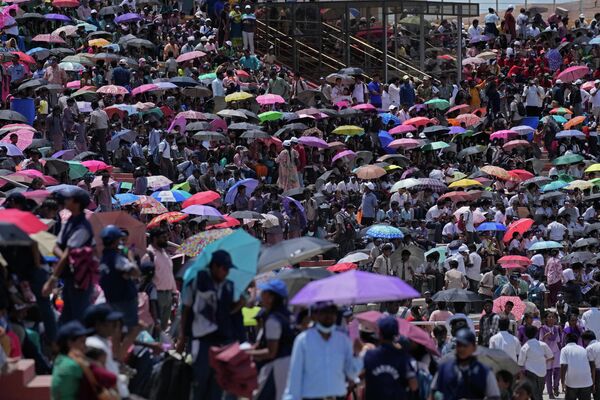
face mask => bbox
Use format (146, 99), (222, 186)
(315, 322), (335, 334)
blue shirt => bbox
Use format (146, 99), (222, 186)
(284, 327), (363, 400)
(400, 83), (416, 107)
(8, 63), (25, 82)
(368, 81), (382, 106)
(239, 55), (260, 71)
(364, 344), (416, 400)
(361, 191), (378, 218)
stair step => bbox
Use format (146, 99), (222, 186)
(26, 375), (52, 399)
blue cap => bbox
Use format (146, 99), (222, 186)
(83, 304), (124, 327)
(57, 321), (93, 342)
(100, 225), (125, 243)
(455, 328), (476, 345)
(210, 250), (236, 269)
(258, 279), (288, 298)
(377, 316), (399, 339)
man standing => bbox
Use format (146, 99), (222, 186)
(360, 182), (378, 226)
(158, 132), (176, 181)
(561, 333), (594, 400)
(367, 74), (382, 109)
(43, 56), (67, 107)
(489, 317), (521, 361)
(364, 316), (417, 399)
(284, 301), (362, 400)
(479, 299), (500, 346)
(142, 228), (176, 331)
(445, 260), (467, 290)
(518, 325), (554, 400)
(373, 243), (395, 276)
(241, 5), (256, 53)
(582, 297), (600, 340)
(89, 101), (110, 162)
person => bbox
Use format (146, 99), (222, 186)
(283, 301), (363, 400)
(89, 100), (110, 162)
(363, 316), (418, 399)
(178, 250), (241, 400)
(430, 328), (501, 400)
(360, 182), (378, 226)
(540, 311), (563, 399)
(582, 296), (600, 340)
(51, 321), (91, 400)
(489, 317), (521, 362)
(247, 279), (294, 400)
(445, 260), (467, 290)
(141, 228), (176, 331)
(518, 325), (554, 400)
(583, 330), (600, 400)
(368, 74), (382, 108)
(479, 299), (500, 346)
(560, 332), (594, 400)
(276, 141), (299, 192)
(241, 5), (256, 53)
(42, 187), (93, 324)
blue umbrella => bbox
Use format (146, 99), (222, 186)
(476, 222), (507, 232)
(448, 126), (466, 135)
(366, 224), (404, 239)
(183, 229), (260, 299)
(541, 180), (569, 192)
(528, 241), (563, 251)
(379, 112), (401, 126)
(378, 130), (395, 154)
(225, 178), (259, 205)
(556, 130), (586, 139)
(151, 190), (191, 203)
(114, 193), (139, 205)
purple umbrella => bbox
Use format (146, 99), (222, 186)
(331, 149), (356, 163)
(290, 270), (420, 306)
(45, 13), (72, 22)
(115, 13), (142, 23)
(52, 149), (76, 160)
(448, 126), (466, 135)
(181, 205), (223, 217)
(283, 196), (306, 227)
(401, 167), (420, 179)
(298, 136), (328, 149)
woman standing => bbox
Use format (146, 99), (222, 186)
(539, 311), (562, 399)
(247, 279), (294, 400)
(276, 141), (299, 192)
(517, 313), (534, 345)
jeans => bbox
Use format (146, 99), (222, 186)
(242, 31), (254, 53)
(59, 278), (93, 326)
(566, 386), (592, 400)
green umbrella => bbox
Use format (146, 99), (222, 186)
(67, 161), (89, 180)
(258, 111), (283, 123)
(552, 115), (567, 124)
(199, 72), (217, 81)
(424, 98), (450, 110)
(424, 246), (447, 264)
(552, 154), (584, 166)
(141, 107), (164, 118)
(421, 141), (450, 151)
(528, 241), (563, 251)
(541, 180), (569, 192)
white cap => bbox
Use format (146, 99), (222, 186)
(402, 75), (409, 80)
(245, 4), (251, 9)
(283, 140), (292, 147)
(508, 4), (514, 9)
(575, 79), (583, 85)
(419, 132), (426, 139)
(389, 104), (397, 110)
(225, 40), (232, 46)
(580, 13), (586, 18)
(514, 41), (521, 46)
(556, 79), (563, 84)
(91, 9), (97, 13)
(187, 36), (195, 41)
(365, 182), (375, 190)
(119, 58), (127, 65)
(290, 137), (299, 144)
(459, 244), (469, 253)
(595, 79), (600, 84)
(200, 36), (207, 42)
(405, 132), (413, 138)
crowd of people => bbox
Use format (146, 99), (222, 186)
(3, 1), (600, 400)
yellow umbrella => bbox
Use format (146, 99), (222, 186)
(332, 125), (365, 136)
(448, 179), (483, 188)
(225, 92), (254, 102)
(88, 38), (111, 47)
(30, 231), (57, 257)
(565, 180), (594, 191)
(585, 164), (600, 173)
(384, 165), (402, 171)
(480, 165), (511, 180)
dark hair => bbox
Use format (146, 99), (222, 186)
(525, 325), (538, 339)
(565, 333), (579, 344)
(433, 324), (447, 337)
(85, 347), (107, 361)
(496, 369), (513, 386)
(582, 330), (597, 343)
(437, 301), (447, 310)
(498, 317), (510, 331)
(149, 227), (167, 240)
(590, 296), (599, 307)
(513, 381), (533, 396)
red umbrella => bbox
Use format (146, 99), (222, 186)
(182, 191), (221, 208)
(11, 51), (35, 65)
(493, 296), (525, 320)
(53, 0), (79, 7)
(176, 51), (206, 63)
(32, 34), (66, 44)
(501, 263), (527, 270)
(498, 255), (531, 266)
(455, 113), (481, 126)
(0, 209), (47, 234)
(11, 170), (58, 186)
(208, 215), (241, 229)
(508, 169), (534, 181)
(445, 104), (470, 115)
(147, 211), (188, 228)
(403, 117), (430, 127)
(327, 262), (357, 272)
(502, 218), (535, 243)
(557, 66), (590, 83)
(81, 160), (112, 173)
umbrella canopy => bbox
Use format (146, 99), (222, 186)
(553, 154), (585, 166)
(256, 94), (285, 105)
(366, 224), (404, 239)
(0, 210), (47, 234)
(290, 270), (419, 306)
(88, 211), (146, 256)
(276, 267), (332, 299)
(180, 229), (234, 258)
(557, 66), (590, 83)
(528, 241), (563, 251)
(258, 237), (338, 273)
(225, 178), (259, 205)
(502, 218), (534, 242)
(327, 262), (357, 272)
(332, 125), (364, 136)
(355, 165), (386, 179)
(182, 191), (221, 208)
(498, 255), (531, 266)
(183, 229), (260, 299)
(147, 211), (188, 228)
(476, 222), (506, 232)
(431, 288), (483, 302)
(151, 190), (191, 203)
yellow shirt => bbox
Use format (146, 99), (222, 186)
(37, 99), (48, 115)
(242, 306), (261, 327)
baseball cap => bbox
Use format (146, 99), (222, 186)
(187, 36), (195, 41)
(119, 58), (127, 65)
(245, 5), (251, 9)
(458, 244), (469, 253)
(258, 279), (288, 298)
(100, 225), (125, 243)
(377, 316), (399, 339)
(225, 40), (232, 46)
(365, 182), (375, 190)
(283, 140), (292, 147)
(210, 249), (236, 269)
(84, 304), (124, 327)
(290, 137), (299, 144)
(91, 9), (97, 13)
(389, 105), (398, 110)
(57, 321), (93, 343)
(455, 328), (476, 345)
(311, 300), (338, 313)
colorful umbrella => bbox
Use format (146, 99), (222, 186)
(332, 125), (364, 136)
(88, 211), (146, 256)
(146, 175), (173, 190)
(131, 84), (159, 96)
(331, 149), (356, 163)
(424, 98), (450, 110)
(556, 129), (586, 139)
(114, 12), (142, 23)
(0, 209), (47, 234)
(403, 117), (430, 127)
(502, 218), (534, 242)
(180, 229), (235, 257)
(421, 141), (449, 151)
(81, 160), (112, 172)
(327, 263), (357, 273)
(480, 165), (511, 180)
(388, 138), (422, 150)
(176, 51), (206, 63)
(477, 222), (506, 232)
(181, 205), (223, 219)
(137, 196), (168, 214)
(563, 116), (586, 129)
(552, 154), (584, 166)
(32, 34), (66, 44)
(448, 178), (482, 188)
(493, 296), (525, 320)
(366, 225), (404, 239)
(503, 140), (531, 152)
(258, 111), (283, 123)
(550, 107), (573, 115)
(182, 191), (221, 208)
(455, 113), (480, 126)
(298, 136), (328, 149)
(97, 85), (128, 95)
(256, 94), (285, 105)
(151, 190), (191, 203)
(490, 130), (518, 140)
(114, 193), (140, 205)
(508, 169), (534, 181)
(528, 241), (563, 251)
(147, 211), (188, 228)
(585, 164), (600, 173)
(541, 180), (569, 192)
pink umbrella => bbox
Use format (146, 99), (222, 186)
(176, 110), (206, 120)
(132, 84), (158, 96)
(335, 100), (350, 109)
(66, 80), (81, 89)
(490, 130), (518, 140)
(298, 136), (328, 149)
(557, 66), (590, 83)
(256, 94), (285, 105)
(0, 129), (33, 150)
(445, 104), (470, 115)
(81, 160), (112, 173)
(332, 149), (356, 163)
(388, 138), (422, 149)
(14, 170), (59, 185)
(176, 51), (206, 63)
(389, 125), (417, 135)
(32, 34), (66, 44)
(97, 85), (128, 95)
(2, 124), (35, 131)
(209, 118), (227, 132)
(23, 189), (51, 204)
(582, 81), (595, 91)
(352, 103), (377, 111)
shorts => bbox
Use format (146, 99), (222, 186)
(111, 299), (139, 328)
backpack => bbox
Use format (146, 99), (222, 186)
(516, 101), (526, 116)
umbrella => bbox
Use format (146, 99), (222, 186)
(258, 237), (338, 273)
(225, 92), (254, 103)
(564, 116), (586, 129)
(528, 241), (563, 251)
(476, 222), (506, 232)
(332, 125), (364, 136)
(448, 179), (482, 188)
(424, 98), (450, 110)
(421, 141), (449, 151)
(490, 130), (518, 140)
(366, 225), (404, 239)
(563, 251), (594, 264)
(389, 125), (417, 135)
(355, 165), (386, 179)
(541, 180), (569, 192)
(498, 255), (531, 266)
(183, 230), (260, 299)
(225, 178), (259, 205)
(423, 125), (450, 135)
(403, 117), (430, 127)
(97, 85), (128, 95)
(88, 211), (146, 256)
(290, 270), (419, 306)
(388, 138), (422, 150)
(114, 193), (139, 205)
(339, 251), (370, 264)
(276, 267), (332, 299)
(552, 154), (584, 166)
(151, 190), (191, 203)
(332, 150), (356, 163)
(493, 296), (525, 320)
(147, 212), (188, 228)
(32, 34), (66, 44)
(0, 110), (27, 123)
(298, 136), (328, 149)
(81, 160), (111, 173)
(502, 218), (534, 243)
(122, 38), (154, 49)
(457, 145), (486, 159)
(240, 130), (271, 139)
(229, 211), (264, 220)
(146, 175), (173, 190)
(258, 111), (283, 123)
(338, 67), (364, 75)
(176, 51), (206, 63)
(182, 191), (221, 208)
(327, 263), (357, 272)
(431, 288), (483, 303)
(556, 129), (586, 139)
(0, 210), (47, 234)
(256, 94), (285, 105)
(180, 229), (235, 257)
(573, 238), (599, 249)
(480, 165), (511, 180)
(455, 113), (481, 126)
(557, 66), (590, 83)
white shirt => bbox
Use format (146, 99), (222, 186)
(388, 83), (400, 106)
(518, 338), (553, 377)
(158, 139), (171, 159)
(582, 308), (600, 340)
(211, 78), (224, 97)
(468, 25), (483, 40)
(530, 253), (544, 267)
(586, 340), (600, 367)
(467, 252), (482, 281)
(523, 85), (545, 108)
(591, 88), (600, 108)
(547, 221), (567, 241)
(560, 342), (593, 388)
(489, 331), (521, 362)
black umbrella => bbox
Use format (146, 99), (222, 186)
(276, 267), (333, 298)
(423, 125), (450, 135)
(295, 90), (322, 106)
(240, 110), (259, 120)
(25, 139), (51, 150)
(229, 211), (264, 220)
(284, 123), (309, 131)
(0, 110), (27, 123)
(539, 191), (566, 201)
(99, 5), (122, 15)
(122, 38), (154, 49)
(118, 34), (138, 45)
(192, 131), (228, 141)
(93, 53), (120, 62)
(585, 223), (600, 234)
(72, 151), (98, 161)
(282, 187), (305, 198)
(521, 176), (551, 186)
(563, 251), (594, 264)
(258, 238), (338, 273)
(338, 108), (361, 117)
(49, 48), (75, 57)
(16, 13), (44, 22)
(217, 109), (247, 119)
(169, 77), (199, 87)
(186, 121), (211, 131)
(182, 86), (212, 98)
(0, 222), (32, 245)
(442, 346), (519, 374)
(584, 193), (600, 202)
(87, 31), (113, 39)
(240, 130), (270, 139)
(318, 108), (339, 117)
(457, 145), (486, 159)
(431, 288), (483, 303)
(43, 158), (69, 175)
(17, 79), (48, 92)
(573, 238), (599, 249)
(228, 122), (260, 131)
(37, 84), (65, 93)
(376, 154), (410, 165)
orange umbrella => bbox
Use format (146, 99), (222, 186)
(355, 165), (387, 179)
(502, 218), (535, 242)
(480, 165), (511, 180)
(147, 211), (188, 228)
(89, 211), (146, 256)
(403, 117), (430, 127)
(327, 262), (357, 272)
(564, 115), (586, 129)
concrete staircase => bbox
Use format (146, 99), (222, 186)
(0, 359), (51, 400)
